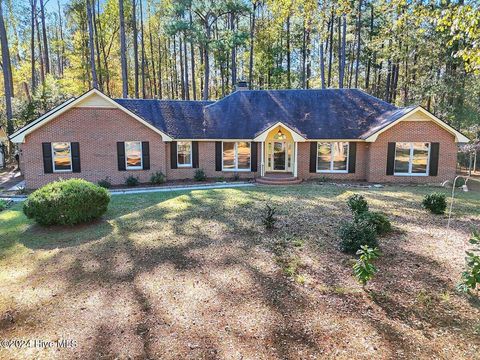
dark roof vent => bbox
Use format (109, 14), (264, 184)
(235, 81), (248, 91)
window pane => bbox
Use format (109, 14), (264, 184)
(177, 141), (192, 165)
(332, 142), (348, 171)
(223, 142), (235, 169)
(412, 142), (429, 174)
(237, 142), (251, 169)
(394, 142), (410, 173)
(126, 141), (142, 168)
(317, 143), (331, 171)
(52, 142), (71, 171)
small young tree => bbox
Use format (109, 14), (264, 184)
(458, 229), (480, 295)
(353, 245), (380, 289)
(261, 204), (277, 231)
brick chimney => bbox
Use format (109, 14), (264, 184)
(235, 81), (249, 91)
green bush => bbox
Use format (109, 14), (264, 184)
(339, 219), (378, 254)
(150, 171), (166, 184)
(353, 245), (380, 287)
(347, 194), (369, 216)
(97, 177), (112, 189)
(422, 192), (447, 214)
(125, 175), (139, 187)
(194, 169), (207, 181)
(357, 211), (392, 235)
(23, 179), (110, 226)
(457, 229), (480, 294)
(0, 199), (8, 211)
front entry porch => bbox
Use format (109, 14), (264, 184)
(255, 123), (305, 184)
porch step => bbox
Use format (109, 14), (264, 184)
(256, 176), (302, 185)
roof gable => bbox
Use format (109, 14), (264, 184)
(9, 89), (172, 143)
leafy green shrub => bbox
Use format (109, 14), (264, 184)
(357, 211), (392, 235)
(457, 229), (480, 294)
(347, 194), (369, 216)
(194, 169), (207, 181)
(261, 204), (277, 231)
(23, 179), (110, 226)
(422, 192), (447, 214)
(339, 219), (377, 254)
(125, 175), (139, 187)
(97, 177), (112, 189)
(353, 245), (380, 287)
(455, 177), (466, 188)
(0, 199), (8, 211)
(150, 171), (166, 184)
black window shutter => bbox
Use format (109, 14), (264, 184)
(215, 142), (222, 171)
(250, 142), (258, 172)
(42, 142), (53, 173)
(386, 142), (396, 175)
(170, 141), (177, 169)
(142, 141), (150, 170)
(192, 141), (199, 168)
(429, 143), (440, 176)
(71, 142), (81, 173)
(117, 142), (126, 171)
(348, 142), (357, 174)
(309, 142), (317, 173)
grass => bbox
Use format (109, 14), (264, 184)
(0, 183), (479, 359)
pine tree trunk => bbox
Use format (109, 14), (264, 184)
(203, 23), (210, 100)
(179, 35), (185, 99)
(57, 0), (65, 76)
(354, 0), (363, 88)
(158, 38), (163, 99)
(189, 11), (196, 99)
(286, 15), (291, 88)
(0, 0), (13, 135)
(86, 0), (98, 89)
(139, 0), (146, 98)
(132, 0), (139, 98)
(31, 0), (37, 93)
(92, 0), (102, 90)
(248, 2), (256, 90)
(39, 0), (50, 74)
(338, 15), (346, 88)
(119, 0), (128, 97)
(230, 12), (236, 88)
(365, 3), (373, 89)
(320, 35), (326, 89)
(183, 33), (190, 100)
(149, 29), (157, 97)
(35, 14), (45, 85)
(327, 11), (334, 87)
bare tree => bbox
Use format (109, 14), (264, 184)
(39, 0), (50, 74)
(354, 0), (363, 88)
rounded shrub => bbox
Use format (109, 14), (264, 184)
(357, 211), (392, 235)
(97, 176), (112, 189)
(339, 219), (378, 254)
(125, 175), (139, 187)
(194, 169), (207, 181)
(23, 179), (110, 226)
(150, 171), (166, 184)
(422, 192), (447, 215)
(347, 194), (369, 216)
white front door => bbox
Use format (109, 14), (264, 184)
(266, 141), (293, 172)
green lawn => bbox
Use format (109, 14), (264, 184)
(0, 184), (479, 359)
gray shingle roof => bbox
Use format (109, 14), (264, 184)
(114, 89), (410, 140)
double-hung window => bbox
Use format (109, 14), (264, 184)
(125, 141), (143, 170)
(177, 141), (192, 167)
(317, 142), (349, 173)
(222, 141), (251, 171)
(52, 142), (72, 172)
(394, 142), (430, 176)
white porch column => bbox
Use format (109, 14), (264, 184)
(260, 141), (265, 177)
(294, 142), (298, 177)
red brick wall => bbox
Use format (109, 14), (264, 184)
(20, 107), (167, 188)
(297, 142), (368, 180)
(165, 141), (260, 180)
(366, 120), (457, 183)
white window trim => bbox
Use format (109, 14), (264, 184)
(125, 141), (143, 170)
(177, 141), (192, 168)
(52, 142), (72, 173)
(394, 142), (430, 176)
(316, 142), (349, 173)
(222, 141), (252, 172)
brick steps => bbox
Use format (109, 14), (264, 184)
(256, 176), (302, 185)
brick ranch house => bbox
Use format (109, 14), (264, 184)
(9, 87), (469, 189)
